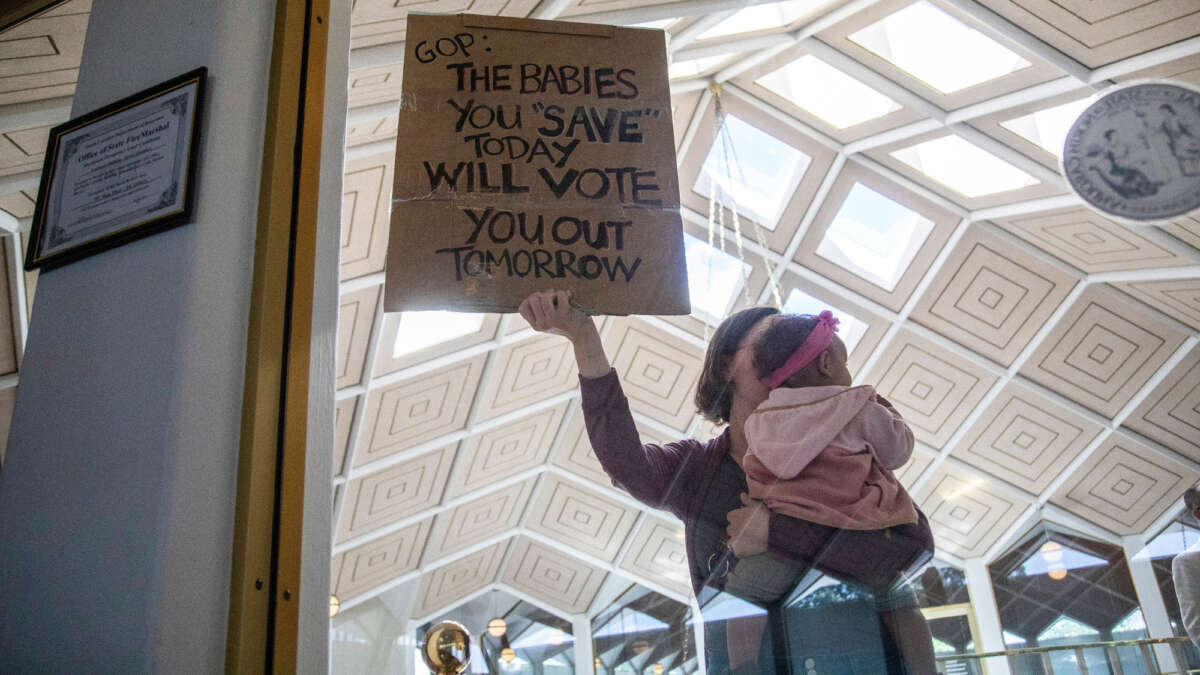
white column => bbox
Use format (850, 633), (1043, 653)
(0, 0), (336, 671)
(964, 557), (1013, 675)
(575, 615), (596, 674)
(1124, 535), (1182, 673)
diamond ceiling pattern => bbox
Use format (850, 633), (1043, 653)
(2, 0), (1199, 632)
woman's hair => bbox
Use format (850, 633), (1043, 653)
(694, 306), (780, 425)
(753, 314), (821, 385)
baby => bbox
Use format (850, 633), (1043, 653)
(743, 310), (918, 531)
(723, 310), (933, 673)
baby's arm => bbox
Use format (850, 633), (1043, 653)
(861, 391), (913, 469)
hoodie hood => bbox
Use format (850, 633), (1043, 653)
(743, 385), (876, 479)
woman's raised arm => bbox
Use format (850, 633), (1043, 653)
(518, 289), (610, 378)
(518, 290), (687, 509)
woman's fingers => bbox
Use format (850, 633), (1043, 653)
(520, 290), (572, 333)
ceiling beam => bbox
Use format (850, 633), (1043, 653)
(0, 0), (67, 33)
(0, 95), (72, 133)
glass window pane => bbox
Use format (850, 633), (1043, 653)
(393, 310), (486, 358)
(815, 182), (934, 291)
(781, 288), (868, 353)
(989, 524), (1144, 665)
(697, 0), (831, 40)
(1000, 98), (1094, 158)
(694, 113), (812, 229)
(669, 55), (728, 79)
(890, 135), (1040, 197)
(756, 55), (902, 129)
(848, 0), (1031, 94)
(684, 233), (750, 323)
(594, 584), (696, 675)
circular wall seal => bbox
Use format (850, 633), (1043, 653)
(1062, 81), (1200, 224)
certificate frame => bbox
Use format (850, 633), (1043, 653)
(26, 66), (207, 270)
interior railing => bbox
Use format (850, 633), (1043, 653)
(934, 636), (1199, 675)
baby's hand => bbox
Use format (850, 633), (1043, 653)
(726, 493), (769, 557)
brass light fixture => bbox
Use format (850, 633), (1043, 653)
(329, 594), (340, 618)
(500, 647), (516, 662)
(421, 621), (471, 675)
(488, 617), (507, 637)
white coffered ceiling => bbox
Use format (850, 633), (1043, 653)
(2, 0), (1200, 645)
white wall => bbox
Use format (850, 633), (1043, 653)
(0, 0), (328, 671)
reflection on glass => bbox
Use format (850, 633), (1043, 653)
(1000, 97), (1093, 158)
(781, 288), (867, 353)
(394, 310), (486, 358)
(1010, 540), (1107, 579)
(990, 524), (1150, 674)
(694, 113), (811, 230)
(890, 135), (1040, 198)
(756, 55), (902, 129)
(815, 182), (934, 291)
(1143, 511), (1200, 669)
(848, 0), (1030, 94)
(593, 584), (697, 675)
(697, 0), (830, 40)
(684, 233), (749, 323)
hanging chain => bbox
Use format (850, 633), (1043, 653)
(710, 83), (785, 310)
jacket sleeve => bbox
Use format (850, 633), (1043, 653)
(860, 394), (913, 470)
(578, 369), (689, 510)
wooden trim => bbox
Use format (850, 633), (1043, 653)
(273, 0), (329, 669)
(0, 0), (68, 34)
(226, 0), (328, 671)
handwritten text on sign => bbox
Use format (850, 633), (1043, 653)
(385, 15), (689, 315)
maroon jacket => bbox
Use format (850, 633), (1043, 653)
(579, 369), (934, 595)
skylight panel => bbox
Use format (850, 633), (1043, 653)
(756, 55), (902, 129)
(848, 1), (1030, 94)
(593, 608), (670, 638)
(628, 18), (677, 30)
(393, 311), (485, 357)
(684, 233), (750, 323)
(694, 113), (811, 228)
(782, 288), (867, 353)
(815, 182), (934, 291)
(668, 55), (727, 79)
(697, 0), (829, 40)
(1012, 541), (1107, 578)
(890, 135), (1040, 197)
(512, 625), (573, 648)
(1000, 98), (1093, 158)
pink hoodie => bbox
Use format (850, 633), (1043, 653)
(742, 384), (919, 531)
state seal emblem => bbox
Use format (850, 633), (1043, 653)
(1062, 81), (1200, 224)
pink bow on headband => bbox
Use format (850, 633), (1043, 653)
(762, 310), (840, 389)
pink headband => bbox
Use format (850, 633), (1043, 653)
(762, 310), (840, 389)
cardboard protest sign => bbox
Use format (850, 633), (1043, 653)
(385, 13), (690, 315)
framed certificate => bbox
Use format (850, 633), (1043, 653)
(26, 67), (206, 270)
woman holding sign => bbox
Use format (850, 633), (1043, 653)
(518, 289), (936, 674)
